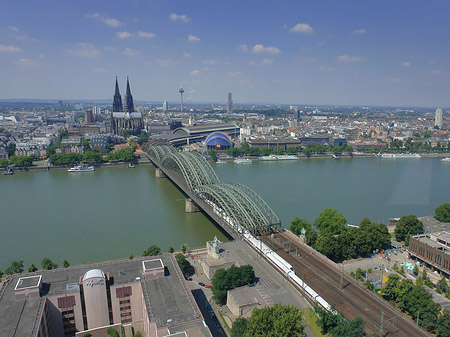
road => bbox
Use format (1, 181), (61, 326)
(261, 232), (430, 337)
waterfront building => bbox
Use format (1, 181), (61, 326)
(435, 108), (443, 128)
(409, 232), (450, 276)
(0, 254), (211, 337)
(112, 78), (144, 137)
(204, 132), (232, 151)
(227, 92), (233, 114)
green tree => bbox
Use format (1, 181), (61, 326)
(28, 264), (38, 272)
(83, 150), (103, 163)
(436, 310), (450, 337)
(383, 273), (400, 302)
(168, 247), (174, 253)
(81, 138), (91, 151)
(7, 143), (16, 157)
(143, 245), (161, 256)
(314, 208), (347, 235)
(289, 217), (311, 235)
(212, 265), (255, 304)
(41, 257), (58, 270)
(395, 215), (423, 244)
(231, 317), (248, 337)
(244, 303), (304, 337)
(438, 276), (449, 294)
(413, 264), (419, 276)
(63, 260), (70, 268)
(138, 131), (148, 144)
(181, 244), (188, 254)
(81, 333), (92, 337)
(123, 130), (132, 139)
(106, 327), (119, 337)
(314, 234), (341, 262)
(175, 253), (193, 276)
(435, 203), (450, 223)
(208, 149), (218, 158)
(0, 158), (8, 167)
(9, 155), (34, 166)
(5, 260), (24, 275)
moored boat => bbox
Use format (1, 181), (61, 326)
(68, 164), (95, 172)
(234, 158), (252, 164)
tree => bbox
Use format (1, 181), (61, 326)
(181, 244), (188, 254)
(7, 143), (16, 157)
(231, 317), (248, 337)
(83, 150), (103, 163)
(0, 158), (8, 167)
(143, 245), (161, 256)
(437, 276), (449, 294)
(28, 264), (38, 272)
(81, 138), (91, 151)
(106, 327), (119, 337)
(383, 273), (400, 302)
(244, 303), (304, 337)
(5, 260), (24, 275)
(9, 155), (34, 166)
(41, 257), (58, 270)
(138, 131), (148, 144)
(123, 130), (132, 139)
(212, 265), (255, 304)
(168, 247), (174, 253)
(315, 234), (341, 261)
(395, 215), (423, 244)
(289, 217), (311, 235)
(437, 310), (450, 337)
(208, 149), (218, 158)
(314, 208), (347, 235)
(63, 260), (70, 268)
(81, 333), (92, 337)
(413, 264), (419, 276)
(175, 253), (193, 276)
(435, 203), (450, 223)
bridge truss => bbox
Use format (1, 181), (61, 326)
(144, 144), (281, 234)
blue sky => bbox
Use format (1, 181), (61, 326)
(0, 0), (449, 107)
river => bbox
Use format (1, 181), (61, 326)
(0, 157), (449, 271)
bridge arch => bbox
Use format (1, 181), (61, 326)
(196, 183), (281, 234)
(145, 145), (177, 164)
(160, 151), (219, 191)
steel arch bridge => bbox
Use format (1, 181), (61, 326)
(196, 183), (281, 234)
(160, 151), (220, 190)
(143, 144), (281, 234)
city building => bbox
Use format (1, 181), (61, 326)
(162, 100), (168, 113)
(112, 78), (144, 137)
(204, 132), (232, 151)
(0, 254), (211, 337)
(84, 109), (94, 125)
(409, 232), (450, 276)
(227, 93), (233, 114)
(435, 108), (443, 128)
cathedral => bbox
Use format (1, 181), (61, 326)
(111, 77), (144, 136)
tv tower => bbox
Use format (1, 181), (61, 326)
(179, 83), (184, 112)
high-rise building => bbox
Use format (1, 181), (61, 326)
(162, 100), (168, 112)
(85, 109), (94, 124)
(179, 84), (184, 112)
(295, 108), (301, 122)
(435, 108), (443, 128)
(227, 92), (233, 114)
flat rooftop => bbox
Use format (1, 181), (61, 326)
(0, 254), (208, 337)
(15, 275), (41, 290)
(419, 216), (450, 234)
(143, 259), (163, 270)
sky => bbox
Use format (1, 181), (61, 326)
(0, 0), (449, 107)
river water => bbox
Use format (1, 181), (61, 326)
(1, 157), (449, 271)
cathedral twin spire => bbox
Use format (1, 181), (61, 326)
(113, 77), (135, 113)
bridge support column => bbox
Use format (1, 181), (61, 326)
(155, 168), (166, 178)
(185, 198), (199, 213)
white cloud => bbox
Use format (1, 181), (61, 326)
(227, 71), (242, 77)
(183, 52), (191, 58)
(0, 45), (22, 53)
(202, 59), (219, 65)
(188, 34), (200, 42)
(14, 58), (38, 68)
(86, 13), (121, 27)
(240, 79), (251, 86)
(337, 54), (366, 63)
(123, 48), (140, 57)
(352, 29), (367, 35)
(170, 13), (190, 22)
(94, 67), (109, 73)
(250, 59), (274, 66)
(429, 60), (437, 65)
(117, 31), (133, 39)
(431, 69), (442, 75)
(252, 44), (281, 54)
(319, 66), (336, 72)
(8, 26), (19, 32)
(400, 62), (411, 67)
(290, 23), (314, 34)
(104, 46), (117, 52)
(238, 44), (248, 53)
(65, 43), (100, 57)
(138, 31), (156, 38)
(190, 69), (201, 76)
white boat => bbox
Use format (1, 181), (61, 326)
(216, 159), (226, 164)
(441, 158), (450, 162)
(234, 158), (252, 164)
(259, 155), (298, 161)
(68, 164), (95, 172)
(381, 153), (421, 158)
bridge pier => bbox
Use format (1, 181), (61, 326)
(185, 198), (200, 213)
(155, 168), (166, 178)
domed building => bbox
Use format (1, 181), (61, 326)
(204, 132), (232, 151)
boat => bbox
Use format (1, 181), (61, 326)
(2, 166), (13, 175)
(381, 153), (421, 159)
(216, 159), (226, 164)
(234, 158), (252, 164)
(259, 155), (298, 161)
(441, 158), (450, 162)
(128, 162), (135, 168)
(68, 164), (95, 172)
(332, 154), (340, 159)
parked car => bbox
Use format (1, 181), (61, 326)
(198, 282), (205, 287)
(205, 284), (212, 289)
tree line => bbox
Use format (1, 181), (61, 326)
(48, 147), (136, 165)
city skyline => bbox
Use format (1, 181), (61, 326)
(0, 0), (449, 107)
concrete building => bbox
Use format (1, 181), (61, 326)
(227, 93), (233, 114)
(226, 285), (268, 316)
(435, 108), (443, 129)
(409, 232), (450, 276)
(0, 255), (211, 337)
(84, 110), (94, 125)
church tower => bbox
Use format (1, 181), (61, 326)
(124, 77), (135, 113)
(113, 77), (123, 112)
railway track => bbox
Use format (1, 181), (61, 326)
(261, 233), (430, 337)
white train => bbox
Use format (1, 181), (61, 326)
(199, 196), (333, 312)
(242, 230), (332, 312)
